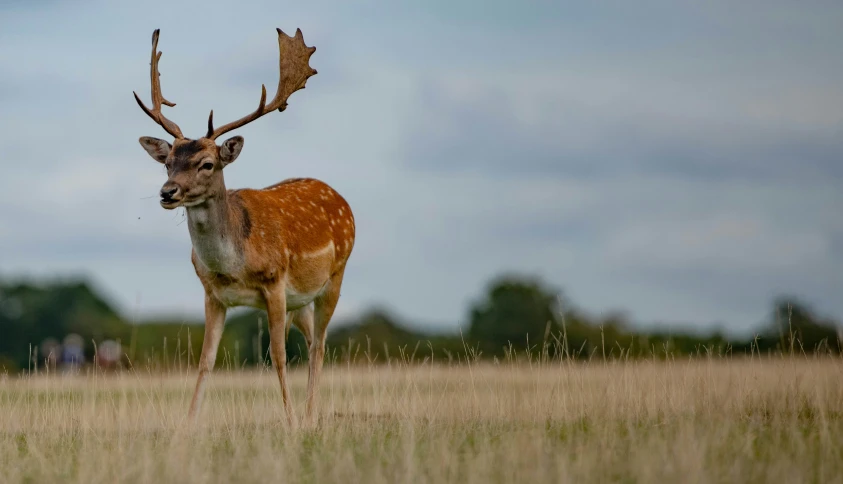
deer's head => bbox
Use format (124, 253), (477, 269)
(135, 29), (317, 209)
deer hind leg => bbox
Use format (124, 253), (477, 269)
(188, 294), (227, 423)
(289, 303), (315, 350)
(264, 281), (294, 426)
(305, 268), (346, 426)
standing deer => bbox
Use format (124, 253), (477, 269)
(133, 28), (354, 425)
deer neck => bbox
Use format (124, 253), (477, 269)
(185, 187), (243, 275)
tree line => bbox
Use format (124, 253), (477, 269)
(0, 274), (840, 373)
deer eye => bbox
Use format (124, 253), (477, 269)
(200, 162), (214, 171)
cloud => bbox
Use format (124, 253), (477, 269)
(402, 72), (843, 183)
(0, 0), (842, 336)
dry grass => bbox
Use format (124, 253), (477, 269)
(1, 357), (842, 483)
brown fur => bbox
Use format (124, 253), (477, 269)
(190, 178), (355, 305)
(135, 27), (340, 427)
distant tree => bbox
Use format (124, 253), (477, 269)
(0, 278), (126, 371)
(2, 274), (841, 373)
(326, 307), (424, 362)
(758, 297), (842, 354)
(467, 275), (562, 356)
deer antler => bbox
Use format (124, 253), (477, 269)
(207, 28), (317, 140)
(133, 29), (184, 139)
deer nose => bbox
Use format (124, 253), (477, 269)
(160, 185), (180, 201)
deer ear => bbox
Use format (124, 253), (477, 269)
(139, 137), (171, 164)
(220, 136), (244, 166)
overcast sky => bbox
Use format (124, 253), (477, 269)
(1, 0), (841, 334)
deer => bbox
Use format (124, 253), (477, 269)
(133, 28), (354, 426)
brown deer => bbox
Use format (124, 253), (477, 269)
(133, 28), (354, 425)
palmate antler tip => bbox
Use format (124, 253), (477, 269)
(205, 27), (316, 139)
(276, 27), (306, 41)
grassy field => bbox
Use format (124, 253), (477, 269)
(1, 357), (842, 483)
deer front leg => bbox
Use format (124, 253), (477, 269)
(264, 281), (294, 425)
(188, 293), (226, 422)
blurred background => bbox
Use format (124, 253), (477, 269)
(1, 1), (841, 372)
